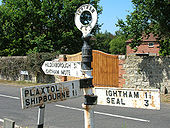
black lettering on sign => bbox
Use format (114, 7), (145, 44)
(89, 6), (92, 12)
(41, 87), (45, 94)
(91, 9), (95, 13)
(48, 94), (52, 101)
(144, 100), (149, 107)
(25, 99), (30, 106)
(51, 86), (55, 92)
(55, 85), (59, 92)
(36, 88), (40, 95)
(113, 91), (117, 97)
(30, 89), (35, 96)
(35, 97), (38, 104)
(109, 90), (112, 96)
(145, 92), (147, 98)
(57, 92), (60, 99)
(129, 91), (133, 98)
(31, 98), (35, 105)
(74, 63), (77, 69)
(134, 92), (139, 98)
(116, 98), (120, 104)
(39, 96), (43, 103)
(80, 25), (83, 30)
(72, 83), (74, 89)
(72, 90), (74, 96)
(53, 93), (57, 100)
(62, 92), (66, 98)
(123, 91), (128, 97)
(118, 91), (122, 97)
(86, 4), (89, 9)
(61, 70), (70, 76)
(121, 98), (125, 105)
(25, 90), (29, 97)
(111, 98), (115, 104)
(107, 97), (110, 103)
(46, 86), (50, 93)
(43, 95), (47, 102)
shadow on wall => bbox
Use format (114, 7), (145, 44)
(138, 56), (169, 94)
(36, 72), (55, 83)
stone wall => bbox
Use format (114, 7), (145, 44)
(0, 56), (61, 83)
(123, 56), (170, 94)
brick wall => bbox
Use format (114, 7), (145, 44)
(126, 33), (160, 56)
(126, 43), (160, 56)
(118, 55), (126, 87)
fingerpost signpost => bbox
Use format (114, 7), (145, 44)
(75, 4), (98, 128)
(20, 4), (98, 128)
(20, 3), (160, 128)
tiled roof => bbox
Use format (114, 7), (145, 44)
(126, 33), (159, 43)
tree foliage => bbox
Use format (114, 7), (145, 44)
(0, 0), (102, 56)
(109, 31), (126, 55)
(91, 31), (113, 53)
(116, 0), (170, 56)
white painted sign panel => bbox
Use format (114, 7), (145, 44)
(42, 61), (82, 77)
(75, 4), (97, 37)
(94, 87), (160, 110)
(20, 71), (28, 75)
(21, 80), (83, 109)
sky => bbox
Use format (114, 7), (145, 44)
(98, 0), (133, 34)
(0, 0), (133, 35)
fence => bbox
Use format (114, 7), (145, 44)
(65, 50), (120, 87)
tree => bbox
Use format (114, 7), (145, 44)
(91, 31), (113, 53)
(0, 0), (102, 56)
(116, 0), (170, 56)
(109, 31), (126, 55)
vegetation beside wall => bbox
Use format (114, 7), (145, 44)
(0, 52), (58, 83)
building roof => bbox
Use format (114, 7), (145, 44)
(126, 33), (159, 43)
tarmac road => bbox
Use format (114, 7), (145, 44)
(0, 83), (170, 128)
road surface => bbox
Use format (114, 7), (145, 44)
(0, 84), (170, 128)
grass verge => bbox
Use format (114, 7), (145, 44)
(161, 94), (170, 104)
(0, 79), (42, 87)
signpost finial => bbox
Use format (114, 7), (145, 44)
(75, 4), (97, 38)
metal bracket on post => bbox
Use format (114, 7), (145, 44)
(80, 78), (93, 88)
(84, 95), (98, 105)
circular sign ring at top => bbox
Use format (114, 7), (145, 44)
(75, 4), (97, 38)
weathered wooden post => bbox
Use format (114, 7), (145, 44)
(75, 4), (98, 128)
